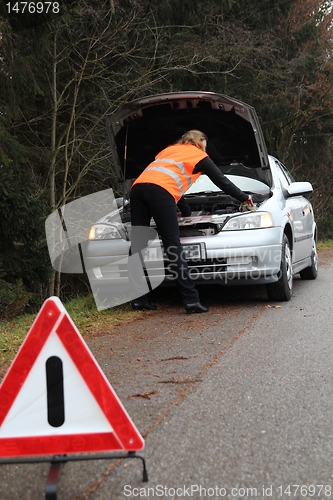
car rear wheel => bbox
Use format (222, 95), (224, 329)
(266, 234), (293, 301)
(299, 238), (318, 280)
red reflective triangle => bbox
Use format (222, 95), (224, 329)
(0, 297), (144, 457)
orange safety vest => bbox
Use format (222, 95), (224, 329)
(132, 144), (208, 202)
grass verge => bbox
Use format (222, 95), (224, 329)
(0, 294), (145, 379)
(317, 239), (333, 251)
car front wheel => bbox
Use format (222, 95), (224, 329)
(266, 234), (293, 301)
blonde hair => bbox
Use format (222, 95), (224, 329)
(177, 130), (208, 151)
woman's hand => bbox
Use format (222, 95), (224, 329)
(247, 194), (255, 206)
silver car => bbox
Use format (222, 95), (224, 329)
(85, 92), (318, 302)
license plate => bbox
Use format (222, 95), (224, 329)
(182, 244), (201, 260)
(145, 243), (202, 261)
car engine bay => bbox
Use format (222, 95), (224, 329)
(116, 188), (269, 238)
(175, 191), (268, 236)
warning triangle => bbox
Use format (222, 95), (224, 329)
(0, 297), (144, 458)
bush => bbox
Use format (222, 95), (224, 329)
(0, 279), (30, 320)
(317, 216), (333, 241)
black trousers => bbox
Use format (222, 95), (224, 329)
(130, 183), (199, 304)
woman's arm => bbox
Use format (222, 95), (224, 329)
(193, 157), (253, 205)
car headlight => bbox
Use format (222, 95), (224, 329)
(88, 222), (126, 240)
(223, 212), (273, 231)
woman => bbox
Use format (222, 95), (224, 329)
(129, 130), (254, 313)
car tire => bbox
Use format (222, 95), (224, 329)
(299, 238), (318, 280)
(266, 234), (293, 301)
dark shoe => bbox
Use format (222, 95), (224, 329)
(131, 298), (157, 311)
(184, 301), (209, 314)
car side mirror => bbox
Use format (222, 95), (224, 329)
(286, 181), (313, 198)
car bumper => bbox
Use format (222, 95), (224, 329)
(84, 227), (282, 288)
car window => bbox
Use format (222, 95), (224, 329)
(185, 174), (270, 195)
(276, 161), (295, 188)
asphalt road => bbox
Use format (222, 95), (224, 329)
(1, 250), (333, 500)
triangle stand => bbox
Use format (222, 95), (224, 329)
(0, 452), (148, 500)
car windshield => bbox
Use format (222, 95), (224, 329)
(185, 174), (270, 196)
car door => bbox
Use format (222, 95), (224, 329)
(276, 161), (313, 263)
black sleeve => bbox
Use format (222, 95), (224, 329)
(193, 157), (249, 202)
(176, 196), (192, 216)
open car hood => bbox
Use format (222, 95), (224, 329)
(106, 91), (271, 197)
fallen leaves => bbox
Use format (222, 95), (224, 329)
(127, 390), (160, 400)
(158, 376), (202, 384)
(157, 355), (191, 362)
